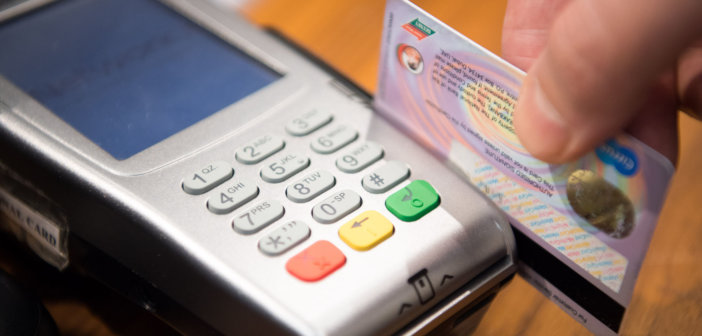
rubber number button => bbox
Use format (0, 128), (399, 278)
(235, 134), (285, 164)
(312, 189), (362, 224)
(182, 161), (233, 195)
(260, 153), (310, 183)
(207, 179), (259, 214)
(285, 110), (333, 136)
(286, 170), (336, 203)
(310, 125), (358, 154)
(336, 141), (384, 173)
(233, 200), (285, 234)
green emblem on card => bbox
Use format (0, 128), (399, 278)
(409, 19), (435, 36)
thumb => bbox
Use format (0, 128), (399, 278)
(513, 0), (702, 163)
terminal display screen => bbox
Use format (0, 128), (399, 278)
(0, 0), (281, 159)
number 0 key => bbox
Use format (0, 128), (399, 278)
(312, 189), (362, 224)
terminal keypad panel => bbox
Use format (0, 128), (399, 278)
(181, 109), (441, 282)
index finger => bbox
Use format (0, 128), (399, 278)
(513, 0), (702, 163)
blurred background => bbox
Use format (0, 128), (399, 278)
(1, 0), (700, 335)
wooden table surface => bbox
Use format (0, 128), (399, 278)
(2, 0), (701, 335)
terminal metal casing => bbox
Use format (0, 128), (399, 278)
(0, 0), (516, 334)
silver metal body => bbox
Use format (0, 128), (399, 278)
(0, 0), (516, 334)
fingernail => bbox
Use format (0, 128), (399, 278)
(514, 75), (573, 163)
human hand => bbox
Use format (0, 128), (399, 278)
(502, 0), (702, 164)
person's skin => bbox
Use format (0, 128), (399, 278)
(502, 0), (702, 164)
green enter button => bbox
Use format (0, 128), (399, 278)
(385, 180), (440, 221)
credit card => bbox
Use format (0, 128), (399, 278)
(374, 1), (674, 334)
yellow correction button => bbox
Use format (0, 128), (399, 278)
(339, 210), (394, 251)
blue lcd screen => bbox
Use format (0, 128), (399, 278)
(0, 0), (281, 160)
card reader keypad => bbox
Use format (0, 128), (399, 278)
(285, 170), (336, 203)
(339, 210), (394, 251)
(181, 111), (441, 282)
(259, 220), (311, 256)
(260, 153), (310, 183)
(336, 141), (384, 173)
(311, 189), (362, 224)
(235, 134), (285, 164)
(206, 178), (259, 214)
(182, 161), (234, 195)
(361, 160), (410, 193)
(285, 110), (332, 136)
(385, 180), (440, 222)
(286, 240), (346, 282)
(233, 200), (285, 234)
(310, 125), (358, 154)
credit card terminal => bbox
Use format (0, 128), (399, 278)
(0, 0), (516, 334)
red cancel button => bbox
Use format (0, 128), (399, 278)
(286, 240), (346, 282)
